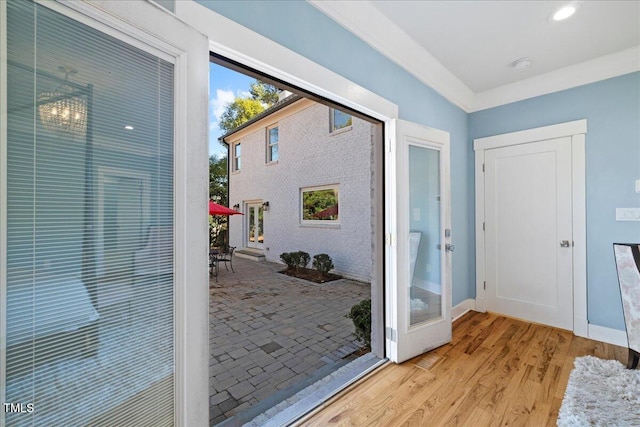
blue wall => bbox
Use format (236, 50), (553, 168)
(470, 72), (640, 330)
(197, 0), (475, 306)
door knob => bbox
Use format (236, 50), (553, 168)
(445, 243), (455, 252)
(560, 240), (571, 247)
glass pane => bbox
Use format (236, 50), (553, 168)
(269, 127), (278, 144)
(302, 188), (339, 221)
(249, 207), (256, 243)
(408, 145), (442, 327)
(5, 1), (174, 425)
(332, 109), (352, 131)
(235, 143), (241, 170)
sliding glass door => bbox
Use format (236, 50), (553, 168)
(3, 1), (176, 425)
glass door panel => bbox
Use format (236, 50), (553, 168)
(386, 119), (451, 364)
(4, 1), (175, 425)
(246, 203), (264, 249)
(408, 145), (442, 326)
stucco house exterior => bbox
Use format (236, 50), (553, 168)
(221, 94), (375, 282)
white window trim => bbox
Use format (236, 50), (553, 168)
(233, 142), (241, 172)
(300, 184), (340, 225)
(1, 2), (210, 426)
(266, 123), (279, 164)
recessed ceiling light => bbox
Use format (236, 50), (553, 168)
(124, 125), (134, 130)
(512, 57), (533, 70)
(552, 3), (581, 21)
(553, 6), (576, 20)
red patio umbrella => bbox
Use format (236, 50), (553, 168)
(209, 201), (243, 216)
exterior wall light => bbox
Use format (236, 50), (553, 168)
(232, 203), (240, 211)
(262, 201), (269, 211)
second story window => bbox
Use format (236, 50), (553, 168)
(233, 143), (241, 171)
(330, 108), (352, 133)
(267, 125), (279, 163)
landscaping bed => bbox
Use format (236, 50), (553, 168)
(279, 267), (342, 284)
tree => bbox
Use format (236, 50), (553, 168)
(218, 80), (280, 133)
(209, 154), (229, 247)
(209, 154), (228, 206)
(249, 80), (279, 106)
(218, 98), (265, 133)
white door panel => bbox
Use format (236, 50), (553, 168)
(387, 119), (452, 363)
(485, 137), (573, 330)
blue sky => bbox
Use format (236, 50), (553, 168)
(209, 62), (255, 158)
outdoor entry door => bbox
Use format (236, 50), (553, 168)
(387, 119), (452, 363)
(484, 137), (573, 330)
(246, 202), (264, 249)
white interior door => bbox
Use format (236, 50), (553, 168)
(387, 119), (452, 363)
(484, 137), (573, 330)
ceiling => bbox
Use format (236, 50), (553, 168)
(310, 1), (640, 111)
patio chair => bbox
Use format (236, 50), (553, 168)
(209, 250), (219, 281)
(613, 243), (640, 369)
(217, 246), (236, 273)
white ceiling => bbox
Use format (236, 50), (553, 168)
(310, 0), (640, 112)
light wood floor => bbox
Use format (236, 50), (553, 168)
(300, 311), (627, 427)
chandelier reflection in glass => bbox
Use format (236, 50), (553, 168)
(38, 67), (88, 138)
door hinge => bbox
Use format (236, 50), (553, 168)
(386, 326), (397, 343)
(483, 281), (486, 290)
(385, 233), (396, 247)
(483, 222), (485, 231)
(482, 163), (485, 172)
(386, 138), (392, 153)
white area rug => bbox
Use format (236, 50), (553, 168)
(558, 355), (640, 426)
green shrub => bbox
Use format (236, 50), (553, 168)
(280, 251), (310, 270)
(313, 254), (334, 276)
(296, 251), (310, 269)
(346, 299), (371, 348)
(280, 252), (296, 270)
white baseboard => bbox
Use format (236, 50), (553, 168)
(452, 299), (475, 322)
(587, 324), (628, 347)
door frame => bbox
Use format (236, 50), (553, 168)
(178, 2), (398, 362)
(244, 200), (264, 250)
(96, 166), (151, 277)
(386, 119), (452, 363)
(473, 119), (587, 338)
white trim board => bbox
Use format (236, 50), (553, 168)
(176, 1), (398, 123)
(588, 324), (628, 348)
(452, 299), (475, 322)
(308, 1), (640, 113)
(474, 120), (588, 339)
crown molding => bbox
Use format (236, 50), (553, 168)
(309, 1), (640, 114)
(473, 46), (640, 112)
(307, 0), (476, 112)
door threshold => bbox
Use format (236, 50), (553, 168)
(249, 352), (386, 427)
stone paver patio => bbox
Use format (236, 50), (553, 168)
(209, 256), (370, 426)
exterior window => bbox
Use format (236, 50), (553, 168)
(267, 125), (279, 162)
(331, 108), (352, 132)
(234, 143), (241, 171)
(301, 185), (339, 223)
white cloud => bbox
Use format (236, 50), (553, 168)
(210, 89), (235, 126)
